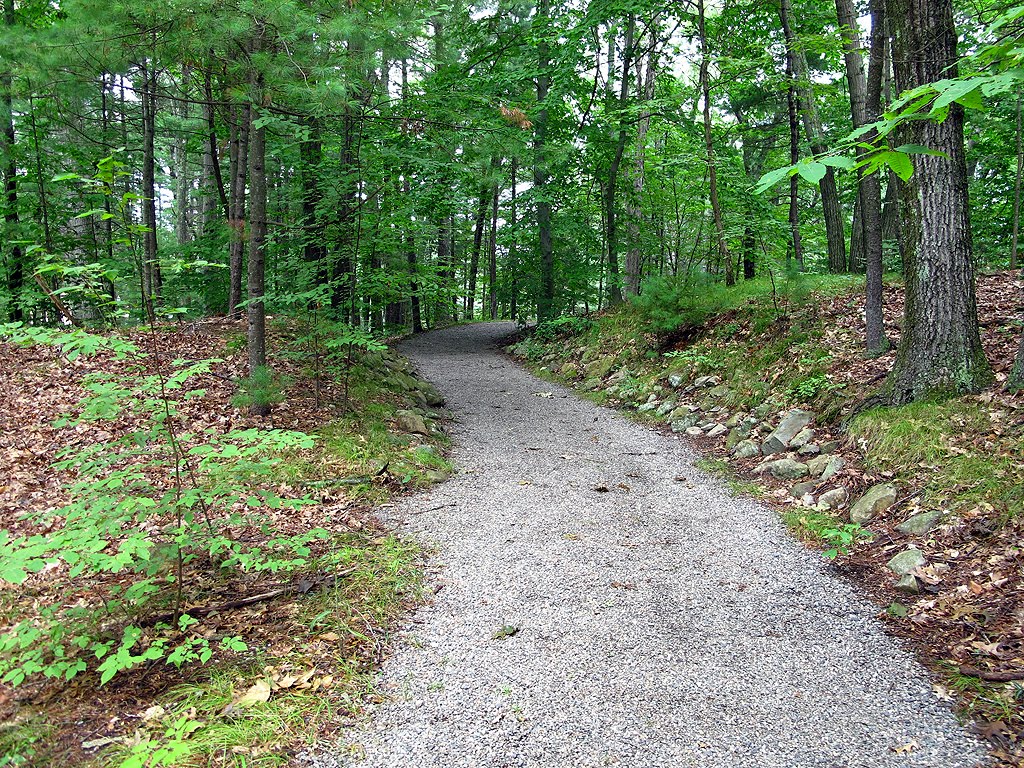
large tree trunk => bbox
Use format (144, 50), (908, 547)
(624, 16), (659, 298)
(604, 15), (635, 304)
(779, 0), (846, 273)
(863, 0), (888, 355)
(1, 0), (22, 322)
(698, 0), (733, 285)
(885, 0), (990, 403)
(247, 65), (269, 414)
(227, 101), (249, 317)
(299, 120), (327, 288)
(404, 176), (423, 333)
(172, 65), (191, 245)
(535, 0), (555, 321)
(784, 41), (803, 270)
(1012, 93), (1022, 272)
(199, 67), (228, 236)
(835, 0), (867, 270)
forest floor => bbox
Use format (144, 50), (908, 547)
(0, 318), (452, 767)
(311, 322), (984, 768)
(507, 270), (1024, 766)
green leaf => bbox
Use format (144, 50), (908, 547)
(881, 151), (915, 181)
(796, 162), (827, 184)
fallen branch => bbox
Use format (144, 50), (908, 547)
(33, 274), (83, 328)
(958, 664), (1024, 682)
(143, 568), (356, 626)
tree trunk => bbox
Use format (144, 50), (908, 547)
(784, 38), (803, 270)
(173, 65), (191, 245)
(465, 184), (488, 321)
(488, 177), (499, 320)
(1012, 92), (1022, 271)
(604, 14), (635, 304)
(535, 0), (555, 321)
(1, 0), (22, 322)
(247, 64), (269, 414)
(199, 67), (228, 235)
(698, 0), (733, 286)
(141, 60), (160, 323)
(863, 0), (888, 355)
(779, 0), (846, 273)
(624, 16), (659, 298)
(835, 0), (867, 271)
(885, 0), (990, 403)
(299, 120), (327, 289)
(404, 176), (423, 333)
(227, 102), (249, 317)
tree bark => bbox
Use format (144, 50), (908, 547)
(885, 0), (990, 403)
(604, 14), (636, 303)
(227, 101), (249, 318)
(465, 184), (489, 321)
(624, 15), (659, 297)
(488, 177), (499, 320)
(835, 0), (867, 270)
(779, 0), (846, 273)
(784, 44), (803, 270)
(863, 0), (888, 355)
(1012, 92), (1022, 271)
(140, 60), (160, 323)
(299, 119), (327, 290)
(1, 0), (22, 322)
(247, 62), (269, 414)
(535, 0), (555, 321)
(698, 0), (733, 285)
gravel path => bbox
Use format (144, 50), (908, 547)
(313, 322), (986, 768)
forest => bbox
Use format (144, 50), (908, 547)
(0, 0), (1021, 401)
(3, 0), (1024, 765)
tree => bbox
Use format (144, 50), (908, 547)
(885, 0), (990, 404)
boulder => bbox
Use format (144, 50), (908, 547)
(725, 428), (745, 451)
(707, 384), (732, 400)
(819, 456), (845, 482)
(668, 373), (687, 388)
(396, 410), (430, 435)
(792, 480), (819, 498)
(887, 548), (925, 576)
(849, 483), (897, 524)
(818, 487), (849, 510)
(706, 424), (728, 438)
(819, 440), (841, 455)
(761, 409), (814, 455)
(670, 412), (702, 432)
(607, 368), (631, 385)
(638, 399), (661, 413)
(733, 439), (760, 459)
(895, 510), (944, 536)
(754, 458), (809, 480)
(752, 402), (777, 418)
(693, 375), (721, 388)
(685, 426), (704, 436)
(420, 385), (445, 407)
(895, 574), (920, 594)
(725, 412), (745, 428)
(797, 443), (820, 457)
(790, 428), (815, 449)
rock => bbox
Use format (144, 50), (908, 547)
(800, 493), (816, 507)
(607, 368), (631, 385)
(792, 480), (819, 498)
(656, 400), (677, 417)
(797, 443), (820, 457)
(670, 412), (702, 432)
(752, 402), (776, 418)
(420, 386), (445, 407)
(732, 439), (760, 459)
(707, 384), (732, 399)
(761, 409), (814, 455)
(396, 410), (430, 435)
(896, 510), (944, 536)
(685, 426), (704, 436)
(559, 361), (579, 376)
(819, 440), (841, 454)
(725, 428), (745, 451)
(818, 487), (849, 510)
(790, 427), (815, 449)
(754, 458), (809, 480)
(895, 574), (920, 594)
(423, 470), (448, 483)
(849, 483), (897, 524)
(693, 375), (721, 388)
(886, 548), (926, 576)
(707, 424), (728, 438)
(668, 373), (687, 388)
(697, 420), (716, 430)
(586, 357), (617, 379)
(638, 400), (661, 413)
(820, 456), (845, 482)
(806, 455), (829, 477)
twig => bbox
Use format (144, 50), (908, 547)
(958, 665), (1024, 682)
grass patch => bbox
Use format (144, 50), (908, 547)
(694, 458), (763, 497)
(849, 398), (1024, 516)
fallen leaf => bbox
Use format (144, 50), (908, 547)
(892, 739), (919, 754)
(231, 679), (271, 710)
(492, 625), (519, 640)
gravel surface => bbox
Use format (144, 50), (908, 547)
(309, 322), (987, 768)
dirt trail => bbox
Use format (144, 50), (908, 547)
(313, 322), (985, 768)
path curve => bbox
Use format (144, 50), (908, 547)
(317, 322), (985, 768)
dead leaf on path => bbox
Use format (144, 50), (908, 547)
(140, 705), (166, 724)
(82, 736), (124, 750)
(593, 485), (610, 493)
(533, 392), (553, 399)
(892, 739), (919, 754)
(610, 581), (636, 590)
(492, 625), (520, 640)
(932, 684), (954, 701)
(319, 631), (340, 642)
